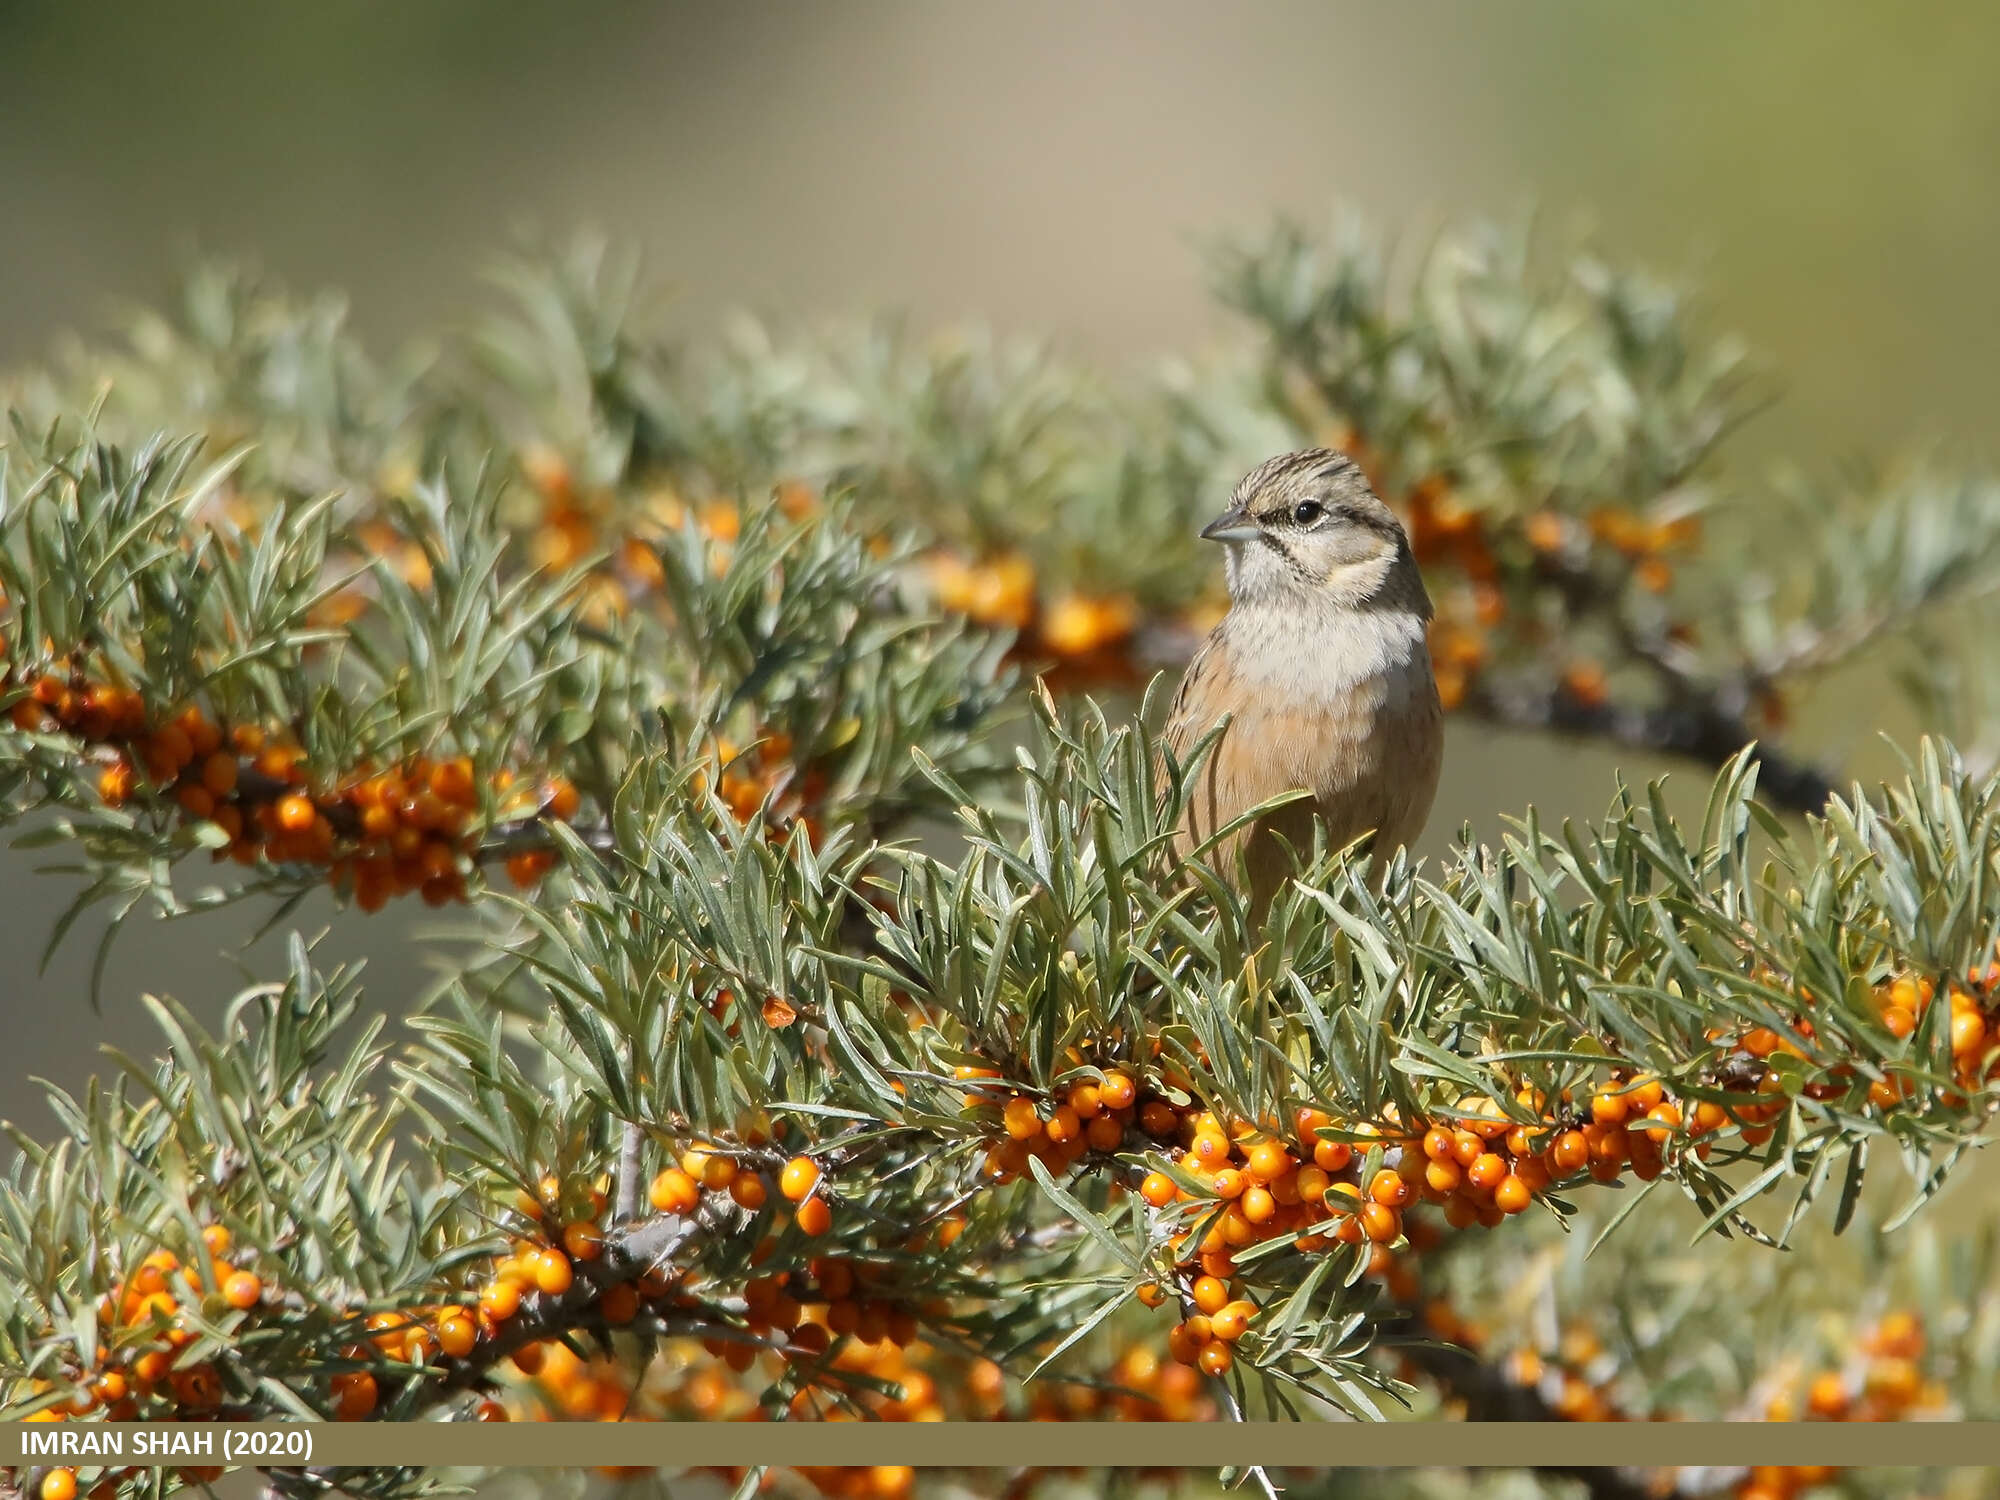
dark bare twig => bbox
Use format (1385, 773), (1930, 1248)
(1464, 676), (1836, 814)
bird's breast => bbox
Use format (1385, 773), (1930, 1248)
(1221, 606), (1434, 707)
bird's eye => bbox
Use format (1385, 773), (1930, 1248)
(1292, 500), (1325, 525)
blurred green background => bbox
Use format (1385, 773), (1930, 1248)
(4, 1), (1998, 1122)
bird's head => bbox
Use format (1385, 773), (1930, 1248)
(1201, 449), (1431, 618)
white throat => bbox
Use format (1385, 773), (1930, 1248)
(1220, 596), (1432, 703)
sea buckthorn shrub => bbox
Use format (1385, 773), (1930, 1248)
(6, 223), (2000, 1500)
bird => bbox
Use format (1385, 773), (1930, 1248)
(1163, 448), (1444, 911)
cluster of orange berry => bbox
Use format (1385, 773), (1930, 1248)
(1138, 1078), (1734, 1362)
(504, 1314), (1208, 1498)
(1494, 1330), (1634, 1425)
(17, 1227), (262, 1436)
(648, 1137), (837, 1237)
(3, 660), (583, 909)
(692, 732), (830, 846)
(1717, 958), (2000, 1121)
(453, 1162), (928, 1415)
(1768, 1310), (1947, 1427)
(517, 445), (821, 619)
(970, 1067), (1146, 1184)
(499, 1279), (949, 1499)
(1578, 505), (1702, 596)
(1735, 1311), (1943, 1500)
(1866, 964), (1997, 1102)
(1404, 475), (1498, 584)
(1400, 475), (1503, 713)
(922, 550), (1144, 667)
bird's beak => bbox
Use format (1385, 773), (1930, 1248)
(1200, 506), (1261, 544)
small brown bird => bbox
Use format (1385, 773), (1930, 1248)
(1165, 449), (1444, 907)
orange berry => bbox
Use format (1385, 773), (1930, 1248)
(1360, 1202), (1401, 1243)
(1807, 1372), (1848, 1418)
(97, 759), (135, 805)
(561, 1220), (605, 1262)
(1140, 1172), (1178, 1209)
(222, 1270), (262, 1310)
(1198, 1343), (1234, 1377)
(1590, 1090), (1628, 1125)
(1086, 1114), (1125, 1152)
(1425, 1158), (1463, 1194)
(599, 1283), (640, 1325)
(1136, 1282), (1167, 1309)
(730, 1174), (768, 1211)
(276, 794), (316, 833)
(331, 1370), (378, 1420)
(1641, 1102), (1682, 1135)
(649, 1167), (701, 1215)
(41, 1471), (78, 1500)
(505, 849), (556, 888)
(1044, 1105), (1082, 1144)
(430, 756), (477, 806)
(1313, 1139), (1353, 1172)
(473, 1398), (509, 1422)
(1191, 1275), (1229, 1315)
(1421, 1128), (1455, 1161)
(1562, 661), (1609, 708)
(1872, 1310), (1924, 1359)
(1368, 1169), (1412, 1208)
(1245, 1140), (1293, 1183)
(531, 1249), (574, 1295)
(1240, 1186), (1277, 1224)
(1493, 1174), (1532, 1214)
(1191, 1131), (1231, 1168)
(1551, 1130), (1589, 1172)
(1211, 1300), (1256, 1342)
(200, 752), (238, 797)
(1467, 1152), (1508, 1191)
(435, 1309), (478, 1359)
(479, 1279), (522, 1321)
(541, 777), (581, 820)
(1951, 1009), (1986, 1056)
(1002, 1096), (1042, 1140)
(795, 1197), (833, 1236)
(780, 1156), (822, 1202)
(1099, 1072), (1137, 1110)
